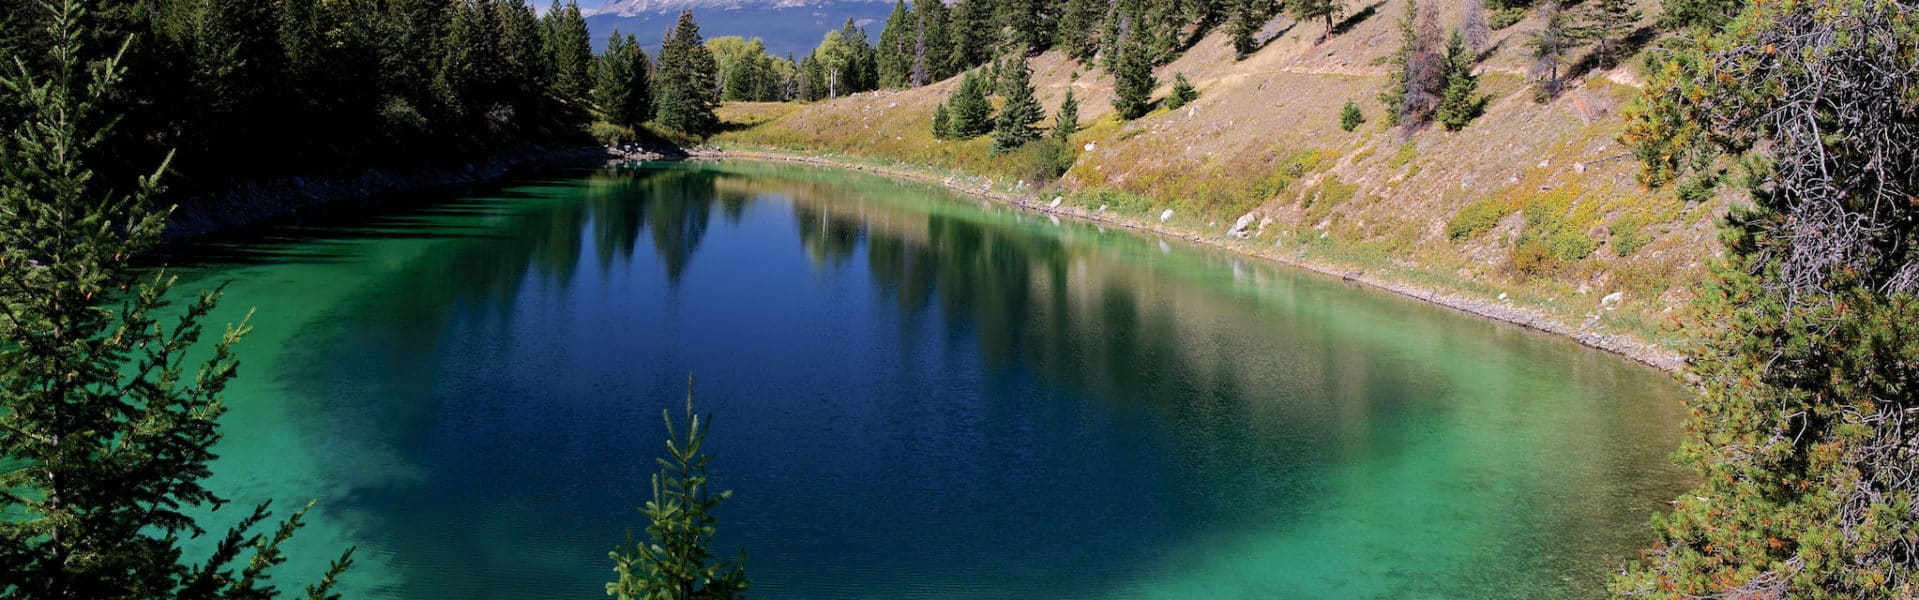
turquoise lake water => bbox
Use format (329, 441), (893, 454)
(165, 160), (1691, 599)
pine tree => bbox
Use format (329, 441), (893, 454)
(1054, 0), (1105, 61)
(438, 0), (507, 125)
(1289, 0), (1343, 43)
(876, 0), (913, 88)
(0, 3), (353, 596)
(945, 0), (997, 75)
(1378, 0), (1418, 125)
(932, 101), (952, 139)
(1110, 35), (1156, 120)
(546, 0), (595, 104)
(798, 52), (827, 101)
(1525, 1), (1570, 101)
(992, 55), (1044, 151)
(946, 71), (993, 138)
(496, 0), (551, 116)
(653, 11), (719, 136)
(1228, 0), (1277, 58)
(607, 379), (749, 600)
(1657, 0), (1741, 31)
(997, 0), (1048, 55)
(384, 0), (453, 129)
(840, 19), (879, 92)
(1613, 0), (1919, 595)
(597, 32), (652, 129)
(1339, 100), (1364, 131)
(1435, 30), (1483, 131)
(1051, 88), (1079, 142)
(1166, 72), (1197, 109)
(193, 0), (287, 168)
(1579, 0), (1641, 69)
(917, 3), (940, 85)
(1138, 0), (1184, 63)
(914, 0), (952, 80)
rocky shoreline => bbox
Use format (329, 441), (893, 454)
(686, 148), (1689, 374)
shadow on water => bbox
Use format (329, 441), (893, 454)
(196, 160), (1689, 599)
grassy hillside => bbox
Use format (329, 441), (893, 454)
(706, 0), (1725, 364)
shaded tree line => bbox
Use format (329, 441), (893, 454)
(0, 0), (727, 196)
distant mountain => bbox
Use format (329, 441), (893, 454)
(586, 0), (893, 58)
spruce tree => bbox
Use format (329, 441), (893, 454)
(932, 101), (952, 139)
(1054, 0), (1105, 61)
(1110, 36), (1155, 120)
(546, 0), (595, 104)
(0, 3), (352, 596)
(914, 0), (951, 81)
(877, 0), (914, 88)
(193, 0), (287, 168)
(1657, 0), (1741, 31)
(992, 55), (1044, 151)
(1378, 0), (1418, 125)
(945, 0), (997, 75)
(1339, 100), (1364, 131)
(910, 6), (931, 86)
(1166, 72), (1197, 109)
(608, 380), (749, 600)
(438, 0), (506, 125)
(1435, 30), (1482, 131)
(798, 52), (827, 101)
(496, 0), (551, 115)
(844, 20), (879, 93)
(1525, 1), (1570, 101)
(653, 11), (719, 136)
(946, 71), (993, 138)
(997, 0), (1048, 55)
(1288, 0), (1343, 43)
(1051, 88), (1079, 142)
(1580, 0), (1641, 69)
(1229, 0), (1277, 58)
(597, 32), (652, 130)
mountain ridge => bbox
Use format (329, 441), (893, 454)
(586, 0), (891, 57)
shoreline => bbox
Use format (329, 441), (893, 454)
(687, 147), (1689, 374)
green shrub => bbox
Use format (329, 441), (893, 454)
(1512, 237), (1555, 275)
(1676, 171), (1719, 203)
(1300, 176), (1358, 225)
(1611, 216), (1650, 256)
(1448, 198), (1511, 240)
(1508, 185), (1600, 275)
(590, 121), (636, 145)
(1546, 229), (1598, 261)
(643, 123), (703, 148)
(1007, 139), (1079, 184)
(1340, 101), (1365, 131)
(1167, 73), (1199, 110)
(1387, 143), (1418, 169)
(1252, 149), (1328, 201)
(1490, 7), (1527, 29)
(1073, 188), (1154, 214)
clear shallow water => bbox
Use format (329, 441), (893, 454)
(165, 160), (1691, 599)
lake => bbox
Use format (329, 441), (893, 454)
(167, 160), (1691, 599)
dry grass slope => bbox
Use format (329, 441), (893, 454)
(708, 0), (1729, 364)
